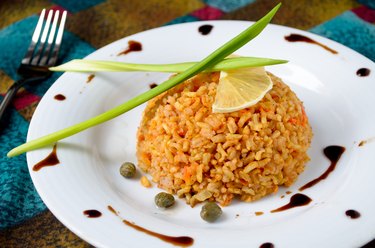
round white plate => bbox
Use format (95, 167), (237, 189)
(27, 21), (375, 248)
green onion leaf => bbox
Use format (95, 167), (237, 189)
(8, 3), (281, 157)
(50, 57), (287, 73)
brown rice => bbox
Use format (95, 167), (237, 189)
(137, 72), (312, 206)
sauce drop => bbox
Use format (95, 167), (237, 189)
(54, 94), (66, 101)
(118, 40), (142, 56)
(255, 211), (264, 216)
(299, 146), (345, 191)
(260, 242), (274, 248)
(149, 83), (158, 89)
(83, 210), (102, 218)
(346, 209), (361, 219)
(285, 34), (338, 54)
(87, 74), (95, 83)
(356, 68), (370, 77)
(359, 140), (366, 147)
(32, 144), (59, 171)
(107, 205), (193, 247)
(198, 24), (213, 35)
(271, 193), (312, 213)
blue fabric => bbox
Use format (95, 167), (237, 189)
(310, 11), (375, 62)
(164, 15), (200, 26)
(357, 0), (375, 9)
(0, 110), (46, 229)
(203, 0), (256, 12)
(52, 0), (106, 13)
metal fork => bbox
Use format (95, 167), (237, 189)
(0, 9), (67, 126)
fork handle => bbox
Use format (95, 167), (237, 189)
(0, 81), (24, 128)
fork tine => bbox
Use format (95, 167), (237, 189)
(22, 9), (46, 64)
(31, 10), (54, 65)
(48, 10), (67, 66)
(39, 10), (60, 66)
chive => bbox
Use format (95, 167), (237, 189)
(8, 3), (281, 157)
(50, 57), (287, 73)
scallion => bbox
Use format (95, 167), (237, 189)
(8, 3), (281, 157)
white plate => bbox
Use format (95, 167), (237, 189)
(27, 21), (375, 248)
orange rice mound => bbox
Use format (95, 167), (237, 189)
(137, 72), (312, 206)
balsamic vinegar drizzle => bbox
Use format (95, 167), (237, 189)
(87, 74), (95, 83)
(198, 24), (213, 35)
(271, 193), (312, 213)
(54, 94), (66, 101)
(285, 33), (338, 54)
(149, 83), (158, 89)
(107, 205), (194, 247)
(358, 137), (375, 147)
(118, 40), (142, 55)
(83, 210), (102, 218)
(356, 68), (370, 77)
(346, 209), (361, 219)
(32, 144), (59, 171)
(299, 146), (345, 191)
(260, 242), (274, 248)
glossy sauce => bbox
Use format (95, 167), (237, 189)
(359, 140), (366, 147)
(87, 74), (95, 83)
(271, 193), (312, 213)
(83, 210), (102, 218)
(356, 68), (370, 77)
(346, 209), (361, 219)
(260, 242), (274, 248)
(299, 146), (345, 191)
(54, 94), (66, 101)
(149, 83), (158, 89)
(198, 24), (213, 35)
(107, 205), (194, 247)
(118, 40), (142, 55)
(285, 34), (338, 54)
(32, 144), (59, 171)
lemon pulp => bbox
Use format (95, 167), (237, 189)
(212, 67), (273, 113)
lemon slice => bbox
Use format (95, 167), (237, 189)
(212, 67), (273, 113)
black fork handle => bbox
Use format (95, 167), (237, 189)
(0, 80), (25, 127)
(0, 76), (49, 131)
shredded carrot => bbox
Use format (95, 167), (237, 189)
(259, 106), (270, 112)
(239, 178), (248, 186)
(183, 166), (191, 183)
(288, 118), (298, 124)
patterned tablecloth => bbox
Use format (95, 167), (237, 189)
(0, 0), (374, 247)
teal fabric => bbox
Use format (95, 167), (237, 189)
(358, 0), (375, 9)
(52, 0), (106, 13)
(165, 15), (200, 26)
(310, 11), (375, 62)
(203, 0), (256, 12)
(0, 110), (46, 229)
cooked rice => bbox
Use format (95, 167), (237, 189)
(136, 72), (312, 206)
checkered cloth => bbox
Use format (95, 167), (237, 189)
(0, 0), (374, 246)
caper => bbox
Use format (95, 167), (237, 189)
(154, 192), (175, 208)
(120, 162), (136, 178)
(200, 202), (222, 222)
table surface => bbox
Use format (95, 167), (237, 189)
(0, 0), (374, 247)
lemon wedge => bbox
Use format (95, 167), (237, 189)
(212, 67), (273, 113)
